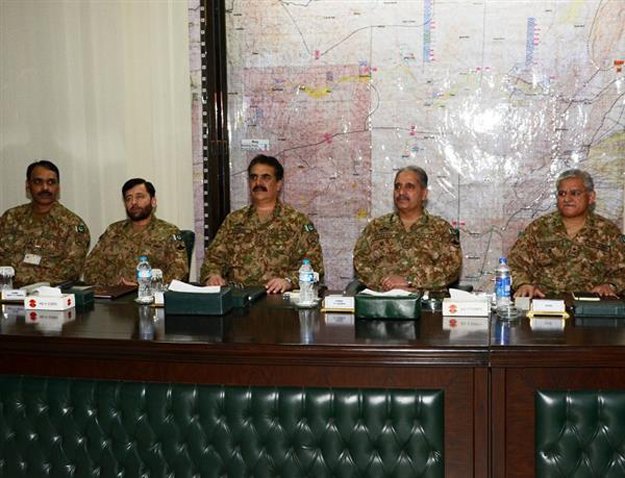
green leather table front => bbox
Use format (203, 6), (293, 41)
(0, 294), (488, 477)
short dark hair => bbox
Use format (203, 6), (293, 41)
(248, 154), (284, 181)
(556, 169), (594, 192)
(122, 178), (156, 198)
(27, 160), (60, 182)
(395, 165), (428, 188)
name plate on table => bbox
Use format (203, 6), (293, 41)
(1, 289), (26, 302)
(527, 299), (569, 319)
(355, 290), (421, 320)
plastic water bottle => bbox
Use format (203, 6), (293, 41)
(298, 258), (316, 306)
(136, 255), (153, 304)
(495, 257), (512, 312)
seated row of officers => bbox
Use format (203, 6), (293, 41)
(1, 157), (624, 298)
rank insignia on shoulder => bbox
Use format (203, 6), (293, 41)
(304, 223), (315, 232)
(174, 233), (182, 241)
(621, 235), (625, 244)
(76, 224), (86, 233)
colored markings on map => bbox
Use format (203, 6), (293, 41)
(322, 133), (333, 144)
(423, 0), (434, 62)
(525, 17), (538, 67)
(615, 60), (624, 73)
(300, 86), (332, 98)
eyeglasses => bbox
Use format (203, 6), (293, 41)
(248, 173), (275, 182)
(557, 189), (587, 198)
(29, 178), (58, 187)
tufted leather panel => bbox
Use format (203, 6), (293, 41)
(536, 390), (625, 478)
(0, 376), (444, 477)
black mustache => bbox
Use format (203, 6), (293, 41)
(396, 195), (409, 201)
(36, 192), (53, 197)
(253, 186), (267, 192)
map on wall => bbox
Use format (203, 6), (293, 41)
(225, 0), (625, 290)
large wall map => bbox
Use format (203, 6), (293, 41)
(225, 0), (625, 290)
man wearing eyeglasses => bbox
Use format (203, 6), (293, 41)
(200, 154), (324, 293)
(509, 169), (625, 298)
(0, 160), (90, 286)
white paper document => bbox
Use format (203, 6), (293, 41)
(168, 280), (221, 294)
(359, 288), (415, 297)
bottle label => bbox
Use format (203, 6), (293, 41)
(495, 276), (511, 298)
(299, 271), (314, 283)
(137, 270), (152, 280)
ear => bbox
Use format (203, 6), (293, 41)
(422, 188), (429, 200)
(588, 190), (596, 205)
(151, 196), (157, 208)
(276, 179), (283, 193)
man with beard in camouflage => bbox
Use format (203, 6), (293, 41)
(509, 169), (625, 298)
(200, 154), (324, 293)
(83, 178), (188, 286)
(353, 166), (462, 291)
(0, 160), (90, 286)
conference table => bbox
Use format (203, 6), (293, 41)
(1, 293), (625, 477)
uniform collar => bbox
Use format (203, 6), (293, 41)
(28, 201), (61, 219)
(392, 209), (430, 227)
(123, 213), (158, 231)
(247, 200), (283, 219)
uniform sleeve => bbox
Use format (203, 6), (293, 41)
(162, 231), (189, 283)
(288, 220), (324, 286)
(605, 232), (625, 294)
(200, 215), (234, 283)
(47, 220), (90, 284)
(353, 223), (384, 289)
(508, 225), (538, 289)
(83, 227), (118, 286)
(409, 225), (462, 288)
(0, 211), (16, 267)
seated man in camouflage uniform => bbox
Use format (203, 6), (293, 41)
(353, 166), (462, 291)
(200, 154), (324, 294)
(84, 178), (188, 286)
(0, 160), (90, 287)
(509, 169), (625, 298)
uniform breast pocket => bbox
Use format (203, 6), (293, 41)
(37, 232), (69, 260)
(535, 240), (564, 266)
(230, 231), (256, 266)
(370, 234), (397, 261)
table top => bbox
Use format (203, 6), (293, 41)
(3, 293), (625, 368)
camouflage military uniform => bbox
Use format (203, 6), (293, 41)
(508, 211), (625, 294)
(0, 202), (90, 287)
(84, 216), (188, 286)
(200, 201), (324, 286)
(353, 210), (462, 290)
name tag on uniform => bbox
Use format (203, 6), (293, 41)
(23, 253), (42, 265)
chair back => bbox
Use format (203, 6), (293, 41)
(180, 230), (195, 269)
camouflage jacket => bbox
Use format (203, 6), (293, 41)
(353, 210), (462, 290)
(200, 201), (324, 286)
(84, 216), (188, 286)
(0, 202), (90, 287)
(508, 211), (625, 294)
